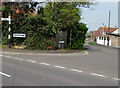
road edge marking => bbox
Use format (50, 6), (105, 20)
(54, 65), (66, 69)
(70, 69), (83, 73)
(0, 72), (11, 77)
(90, 73), (107, 77)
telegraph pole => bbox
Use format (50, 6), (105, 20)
(107, 11), (111, 46)
(103, 23), (105, 45)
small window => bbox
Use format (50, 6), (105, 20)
(99, 37), (101, 40)
(102, 37), (104, 40)
(104, 37), (106, 40)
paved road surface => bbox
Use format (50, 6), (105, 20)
(0, 45), (119, 86)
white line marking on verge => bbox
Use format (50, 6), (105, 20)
(113, 78), (120, 80)
(90, 73), (107, 77)
(70, 69), (83, 73)
(40, 62), (50, 66)
(0, 72), (11, 77)
(54, 65), (66, 69)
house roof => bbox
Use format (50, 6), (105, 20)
(95, 27), (118, 37)
(108, 28), (120, 36)
(112, 28), (120, 35)
(98, 27), (118, 33)
(92, 31), (101, 37)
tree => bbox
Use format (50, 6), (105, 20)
(1, 1), (91, 50)
(16, 15), (57, 50)
(44, 2), (80, 33)
(1, 2), (38, 45)
(71, 23), (88, 50)
(44, 2), (88, 49)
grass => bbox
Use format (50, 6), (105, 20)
(88, 41), (96, 45)
(0, 45), (8, 48)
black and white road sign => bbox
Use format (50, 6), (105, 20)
(13, 33), (26, 38)
(59, 41), (64, 44)
(1, 18), (11, 21)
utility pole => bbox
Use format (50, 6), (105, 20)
(107, 11), (110, 46)
(103, 23), (105, 45)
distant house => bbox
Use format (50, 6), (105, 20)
(85, 31), (93, 41)
(93, 27), (119, 46)
(92, 31), (101, 41)
(107, 28), (120, 47)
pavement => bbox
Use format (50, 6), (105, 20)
(0, 45), (119, 86)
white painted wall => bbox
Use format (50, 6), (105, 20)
(96, 37), (111, 46)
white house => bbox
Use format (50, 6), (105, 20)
(95, 27), (118, 46)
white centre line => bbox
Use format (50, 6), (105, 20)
(70, 69), (83, 73)
(14, 57), (19, 60)
(40, 62), (50, 66)
(90, 73), (107, 77)
(5, 56), (12, 58)
(30, 60), (36, 63)
(113, 78), (120, 80)
(26, 60), (32, 62)
(54, 65), (66, 69)
(101, 49), (116, 54)
(18, 58), (24, 61)
(0, 72), (11, 78)
(0, 55), (3, 56)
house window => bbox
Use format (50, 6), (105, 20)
(104, 37), (106, 40)
(102, 37), (104, 40)
(99, 37), (101, 40)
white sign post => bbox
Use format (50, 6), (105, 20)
(1, 16), (11, 48)
(59, 41), (64, 49)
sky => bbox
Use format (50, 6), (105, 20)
(34, 0), (119, 32)
(8, 0), (119, 32)
(80, 1), (118, 32)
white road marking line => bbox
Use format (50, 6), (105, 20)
(70, 69), (83, 73)
(54, 65), (66, 69)
(101, 49), (116, 54)
(30, 60), (36, 63)
(5, 56), (12, 58)
(113, 78), (120, 80)
(26, 60), (32, 62)
(40, 62), (50, 66)
(90, 73), (107, 77)
(0, 72), (11, 77)
(14, 57), (19, 60)
(0, 55), (3, 56)
(18, 58), (24, 61)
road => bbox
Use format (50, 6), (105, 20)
(0, 45), (119, 86)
